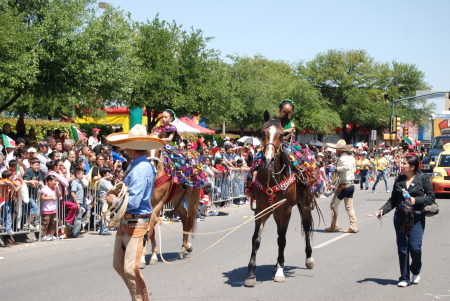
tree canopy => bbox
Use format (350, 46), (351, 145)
(0, 2), (434, 139)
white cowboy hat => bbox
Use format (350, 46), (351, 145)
(106, 124), (166, 150)
(326, 139), (354, 151)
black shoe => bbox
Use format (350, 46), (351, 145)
(365, 187), (369, 190)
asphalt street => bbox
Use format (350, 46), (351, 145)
(1, 177), (449, 301)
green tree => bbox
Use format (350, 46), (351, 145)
(0, 2), (38, 112)
(298, 49), (432, 141)
(1, 0), (136, 119)
(130, 16), (222, 132)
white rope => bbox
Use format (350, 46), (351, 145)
(156, 198), (288, 265)
(101, 182), (129, 228)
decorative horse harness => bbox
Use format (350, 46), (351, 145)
(252, 142), (311, 207)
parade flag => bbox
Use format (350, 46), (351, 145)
(71, 126), (87, 141)
(2, 134), (15, 148)
(211, 136), (219, 154)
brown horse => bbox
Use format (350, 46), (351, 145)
(244, 111), (318, 287)
(141, 149), (200, 266)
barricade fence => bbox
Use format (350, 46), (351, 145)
(0, 169), (248, 241)
(210, 169), (248, 206)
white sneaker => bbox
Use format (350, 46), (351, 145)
(42, 235), (52, 241)
(398, 280), (409, 287)
(412, 274), (420, 284)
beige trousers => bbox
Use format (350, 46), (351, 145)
(113, 224), (150, 301)
(329, 195), (358, 231)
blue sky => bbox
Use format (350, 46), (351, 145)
(105, 0), (449, 91)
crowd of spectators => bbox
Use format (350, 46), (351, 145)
(0, 124), (128, 240)
(0, 120), (425, 241)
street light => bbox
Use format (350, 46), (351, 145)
(390, 91), (450, 121)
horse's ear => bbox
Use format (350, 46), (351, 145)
(280, 113), (289, 128)
(264, 110), (270, 122)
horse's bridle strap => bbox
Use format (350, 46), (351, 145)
(253, 175), (296, 205)
(154, 173), (171, 188)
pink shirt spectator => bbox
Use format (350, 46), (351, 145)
(41, 185), (57, 214)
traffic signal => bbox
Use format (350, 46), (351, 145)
(395, 117), (401, 131)
(404, 127), (408, 137)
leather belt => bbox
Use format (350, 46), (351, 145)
(124, 213), (151, 220)
(121, 218), (149, 225)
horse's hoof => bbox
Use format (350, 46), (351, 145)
(274, 275), (285, 282)
(306, 257), (315, 269)
(244, 277), (256, 287)
(149, 258), (158, 265)
(178, 252), (185, 260)
(186, 243), (193, 253)
(139, 261), (146, 269)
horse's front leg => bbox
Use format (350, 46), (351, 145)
(273, 205), (292, 282)
(244, 211), (271, 287)
(298, 204), (315, 269)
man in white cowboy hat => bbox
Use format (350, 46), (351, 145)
(105, 124), (165, 301)
(325, 139), (359, 233)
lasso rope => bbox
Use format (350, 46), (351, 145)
(155, 198), (288, 265)
(101, 182), (129, 228)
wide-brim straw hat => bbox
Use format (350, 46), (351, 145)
(326, 139), (354, 151)
(106, 124), (166, 150)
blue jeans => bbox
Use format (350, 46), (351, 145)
(1, 201), (13, 232)
(28, 198), (38, 215)
(394, 211), (425, 282)
(98, 201), (109, 234)
(372, 170), (388, 191)
(359, 170), (369, 189)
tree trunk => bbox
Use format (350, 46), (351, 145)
(145, 106), (160, 133)
(0, 90), (23, 113)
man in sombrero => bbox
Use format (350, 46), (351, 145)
(105, 124), (165, 301)
(325, 139), (359, 233)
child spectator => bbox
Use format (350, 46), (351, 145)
(40, 174), (61, 241)
(97, 166), (113, 235)
(113, 167), (124, 184)
(22, 158), (45, 230)
(199, 185), (212, 218)
(69, 168), (85, 238)
(0, 170), (22, 235)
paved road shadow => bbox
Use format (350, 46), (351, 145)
(222, 265), (303, 287)
(356, 278), (397, 286)
(144, 252), (180, 263)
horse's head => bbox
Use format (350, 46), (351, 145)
(261, 110), (289, 167)
(147, 149), (162, 169)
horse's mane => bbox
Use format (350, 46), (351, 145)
(262, 118), (283, 130)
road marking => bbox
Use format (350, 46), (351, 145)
(313, 233), (350, 249)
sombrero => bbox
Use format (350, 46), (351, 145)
(326, 139), (354, 151)
(106, 124), (166, 150)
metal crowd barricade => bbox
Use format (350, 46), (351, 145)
(161, 202), (174, 220)
(211, 168), (248, 206)
(86, 180), (101, 233)
(0, 181), (39, 239)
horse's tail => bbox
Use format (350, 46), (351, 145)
(312, 195), (325, 227)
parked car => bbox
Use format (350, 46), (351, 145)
(421, 134), (450, 175)
(430, 143), (450, 194)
